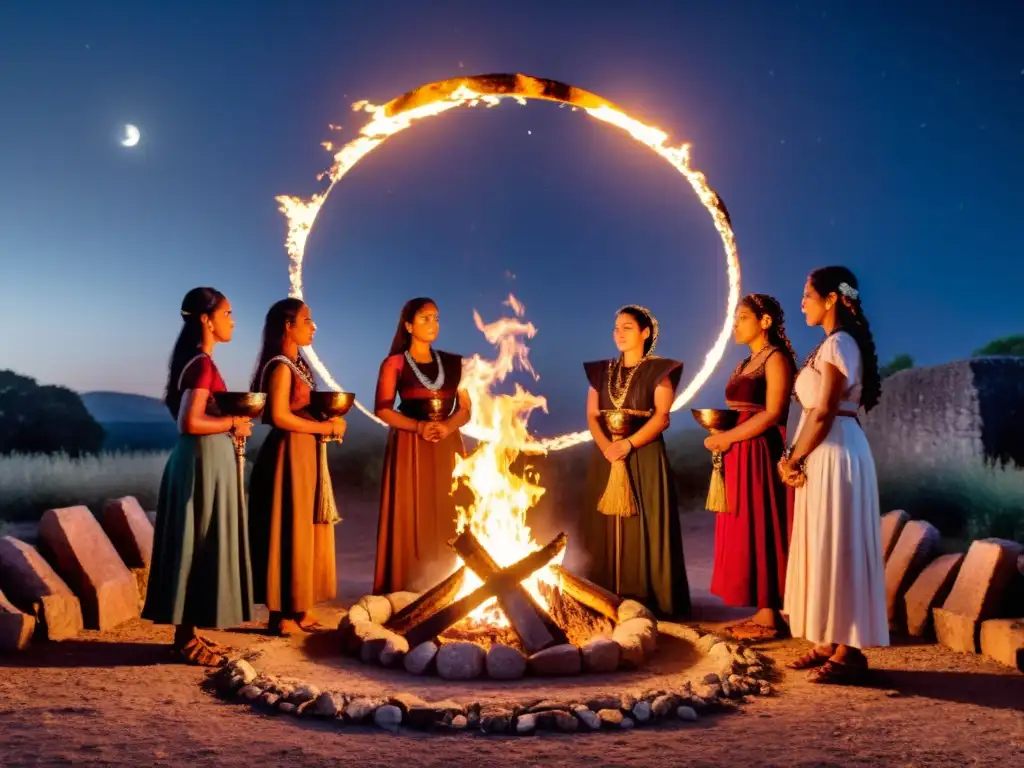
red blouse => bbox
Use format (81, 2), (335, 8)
(174, 353), (226, 416)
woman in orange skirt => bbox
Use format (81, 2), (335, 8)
(247, 298), (346, 636)
(373, 297), (471, 594)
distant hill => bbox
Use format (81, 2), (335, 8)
(79, 389), (385, 452)
(81, 391), (172, 423)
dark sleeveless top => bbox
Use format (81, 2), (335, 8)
(583, 357), (684, 439)
(375, 350), (463, 422)
(724, 347), (790, 421)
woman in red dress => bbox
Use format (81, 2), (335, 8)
(144, 287), (254, 666)
(704, 293), (796, 639)
(373, 297), (472, 594)
(247, 298), (346, 636)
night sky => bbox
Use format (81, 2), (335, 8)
(2, 1), (1022, 436)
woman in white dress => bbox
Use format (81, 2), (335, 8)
(779, 266), (888, 684)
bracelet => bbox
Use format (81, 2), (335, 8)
(625, 438), (635, 452)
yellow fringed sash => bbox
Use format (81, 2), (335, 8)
(597, 459), (639, 517)
(313, 437), (341, 525)
(705, 449), (729, 513)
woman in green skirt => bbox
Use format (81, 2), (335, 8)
(143, 287), (255, 666)
(581, 304), (691, 619)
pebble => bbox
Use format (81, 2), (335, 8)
(436, 642), (485, 680)
(597, 708), (624, 727)
(404, 641), (439, 675)
(238, 684), (262, 701)
(516, 713), (537, 734)
(451, 714), (468, 729)
(374, 704), (402, 733)
(278, 702), (297, 714)
(651, 694), (678, 717)
(619, 716), (635, 730)
(702, 672), (721, 685)
(677, 706), (698, 722)
(632, 700), (652, 722)
(575, 709), (602, 731)
(554, 711), (579, 732)
(344, 697), (377, 722)
(486, 644), (527, 680)
(581, 636), (621, 673)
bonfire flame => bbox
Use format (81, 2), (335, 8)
(451, 295), (563, 626)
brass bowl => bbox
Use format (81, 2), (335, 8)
(690, 408), (740, 433)
(213, 392), (267, 418)
(308, 391), (356, 421)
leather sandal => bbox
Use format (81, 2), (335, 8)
(806, 659), (867, 685)
(787, 648), (832, 669)
(177, 637), (227, 668)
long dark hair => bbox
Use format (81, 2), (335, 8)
(808, 266), (882, 411)
(617, 306), (657, 357)
(164, 287), (225, 417)
(740, 293), (798, 374)
(250, 297), (307, 392)
(388, 297), (437, 356)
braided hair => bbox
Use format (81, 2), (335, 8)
(808, 266), (882, 411)
(164, 287), (225, 417)
(740, 293), (798, 374)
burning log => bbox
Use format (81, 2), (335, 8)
(404, 532), (567, 649)
(384, 566), (467, 636)
(538, 581), (616, 647)
(452, 529), (570, 652)
(550, 565), (622, 622)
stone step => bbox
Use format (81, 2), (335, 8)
(880, 509), (910, 563)
(38, 506), (140, 632)
(885, 520), (940, 631)
(0, 536), (83, 641)
(0, 586), (36, 651)
(933, 538), (1023, 653)
(979, 618), (1023, 671)
(904, 553), (964, 638)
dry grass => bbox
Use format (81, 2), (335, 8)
(4, 428), (1017, 543)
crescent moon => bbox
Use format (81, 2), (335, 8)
(121, 124), (141, 148)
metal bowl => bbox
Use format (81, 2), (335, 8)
(690, 408), (740, 433)
(213, 392), (267, 419)
(307, 391), (356, 421)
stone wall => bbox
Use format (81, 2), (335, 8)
(861, 357), (1024, 469)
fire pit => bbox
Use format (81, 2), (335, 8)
(339, 529), (659, 680)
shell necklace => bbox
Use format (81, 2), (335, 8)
(405, 349), (445, 391)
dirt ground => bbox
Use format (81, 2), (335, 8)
(1, 498), (1022, 767)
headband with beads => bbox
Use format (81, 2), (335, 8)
(617, 304), (659, 358)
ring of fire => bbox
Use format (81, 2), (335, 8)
(277, 73), (741, 452)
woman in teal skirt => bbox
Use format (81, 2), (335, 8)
(143, 287), (255, 666)
(581, 304), (691, 619)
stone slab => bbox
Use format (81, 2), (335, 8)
(880, 509), (910, 562)
(0, 536), (83, 641)
(885, 519), (940, 629)
(38, 506), (140, 631)
(100, 496), (153, 569)
(934, 538), (1023, 653)
(101, 497), (154, 610)
(0, 586), (36, 651)
(904, 553), (964, 638)
(979, 618), (1024, 671)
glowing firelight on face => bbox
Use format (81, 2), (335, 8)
(276, 73), (742, 452)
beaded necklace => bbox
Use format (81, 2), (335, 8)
(404, 349), (445, 392)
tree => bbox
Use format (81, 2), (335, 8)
(0, 370), (106, 457)
(880, 353), (914, 379)
(973, 335), (1024, 357)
